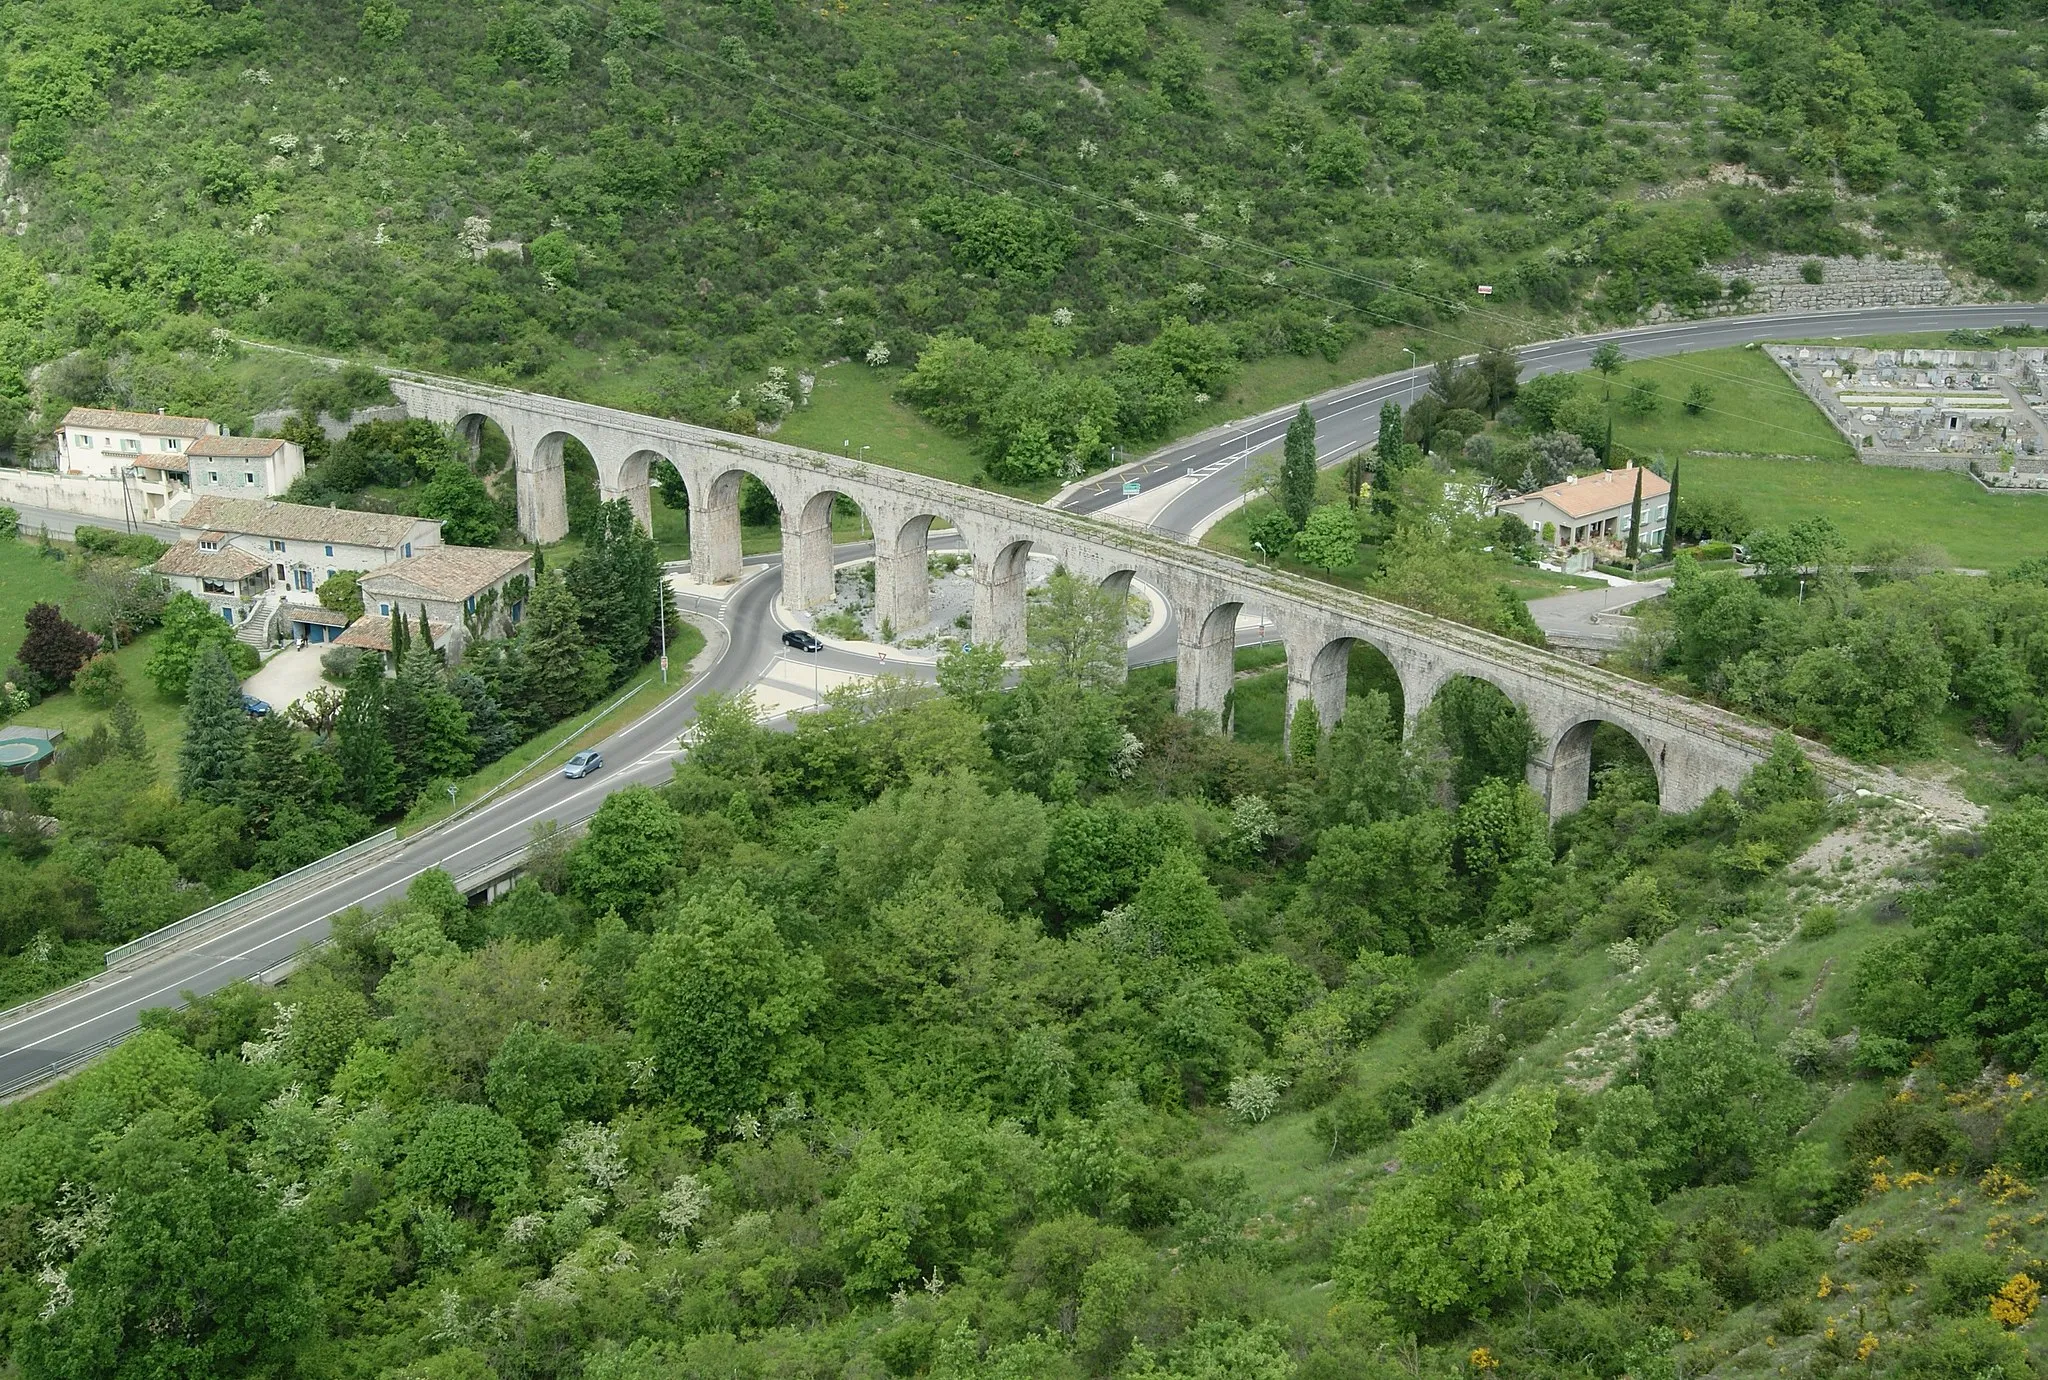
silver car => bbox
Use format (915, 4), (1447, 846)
(561, 750), (603, 779)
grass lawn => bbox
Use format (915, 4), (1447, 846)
(772, 364), (1006, 493)
(397, 618), (709, 836)
(0, 539), (79, 670)
(1603, 345), (1853, 460)
(1, 541), (187, 786)
(1684, 453), (2046, 570)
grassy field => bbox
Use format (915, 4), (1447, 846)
(772, 364), (997, 492)
(0, 538), (79, 670)
(1684, 454), (2045, 570)
(1605, 345), (1853, 460)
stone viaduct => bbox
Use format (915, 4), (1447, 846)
(389, 372), (1873, 819)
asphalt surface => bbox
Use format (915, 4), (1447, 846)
(1052, 304), (2048, 540)
(7, 303), (2047, 1088)
(6, 502), (181, 543)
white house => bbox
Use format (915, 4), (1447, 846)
(338, 546), (534, 664)
(150, 496), (444, 644)
(56, 407), (224, 480)
(1494, 466), (1671, 556)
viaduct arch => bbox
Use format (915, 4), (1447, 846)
(389, 372), (1885, 820)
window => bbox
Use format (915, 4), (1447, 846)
(208, 471), (219, 483)
(120, 438), (138, 452)
(270, 540), (285, 553)
(323, 545), (333, 557)
(326, 568), (335, 580)
(165, 439), (180, 451)
(198, 539), (218, 552)
(76, 434), (91, 449)
(246, 471), (257, 486)
(402, 542), (412, 557)
(378, 603), (390, 617)
(465, 595), (476, 613)
(296, 570), (313, 591)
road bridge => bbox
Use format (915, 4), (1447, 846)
(390, 373), (1879, 818)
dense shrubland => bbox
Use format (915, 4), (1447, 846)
(6, 563), (1987, 1379)
(1622, 551), (2048, 762)
(1, 0), (2043, 473)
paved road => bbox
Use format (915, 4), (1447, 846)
(6, 302), (2044, 1087)
(1053, 305), (2048, 540)
(6, 502), (181, 543)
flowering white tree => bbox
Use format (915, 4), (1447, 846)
(457, 216), (493, 261)
(1226, 1071), (1287, 1123)
(864, 341), (890, 367)
(658, 1173), (710, 1243)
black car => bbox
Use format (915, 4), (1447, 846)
(781, 629), (824, 653)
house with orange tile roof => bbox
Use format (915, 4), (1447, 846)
(1494, 466), (1670, 556)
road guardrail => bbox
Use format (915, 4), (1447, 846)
(103, 828), (400, 968)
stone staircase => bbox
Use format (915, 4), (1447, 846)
(236, 592), (278, 652)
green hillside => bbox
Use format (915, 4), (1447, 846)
(2, 0), (2045, 479)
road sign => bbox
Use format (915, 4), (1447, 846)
(659, 654), (669, 673)
(1122, 479), (1141, 496)
(1477, 284), (1494, 296)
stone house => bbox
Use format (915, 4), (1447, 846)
(336, 546), (534, 664)
(1494, 466), (1670, 555)
(150, 496), (444, 646)
(185, 436), (307, 501)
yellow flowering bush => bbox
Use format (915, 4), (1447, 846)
(1991, 1272), (2040, 1328)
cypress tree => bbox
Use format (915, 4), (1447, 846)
(176, 645), (250, 805)
(417, 605), (436, 656)
(335, 652), (398, 815)
(390, 607), (409, 662)
(1280, 404), (1319, 529)
(1376, 400), (1404, 471)
(1626, 466), (1644, 562)
(1662, 459), (1680, 559)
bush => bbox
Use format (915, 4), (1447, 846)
(1928, 1250), (2008, 1316)
(1798, 905), (1839, 940)
(70, 525), (168, 561)
(0, 506), (16, 539)
(322, 645), (366, 684)
(2000, 1097), (2048, 1176)
(71, 655), (124, 708)
(1799, 259), (1826, 285)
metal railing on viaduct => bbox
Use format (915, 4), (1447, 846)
(387, 370), (1893, 819)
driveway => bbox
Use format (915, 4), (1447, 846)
(1527, 579), (1671, 650)
(242, 644), (331, 713)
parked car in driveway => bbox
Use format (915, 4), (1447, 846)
(781, 629), (824, 652)
(241, 694), (271, 717)
(562, 750), (603, 779)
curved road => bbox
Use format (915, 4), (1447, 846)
(4, 303), (2044, 1090)
(1053, 304), (2048, 540)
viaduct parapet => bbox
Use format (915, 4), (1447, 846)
(389, 372), (1899, 821)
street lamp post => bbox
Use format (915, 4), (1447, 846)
(1403, 347), (1419, 406)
